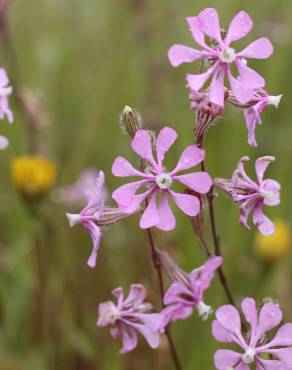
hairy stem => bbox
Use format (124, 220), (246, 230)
(145, 228), (182, 370)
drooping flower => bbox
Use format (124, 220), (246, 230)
(214, 156), (280, 236)
(159, 251), (222, 326)
(112, 127), (212, 231)
(97, 284), (162, 353)
(212, 298), (292, 370)
(66, 171), (129, 268)
(0, 68), (13, 123)
(168, 8), (273, 107)
(227, 89), (282, 147)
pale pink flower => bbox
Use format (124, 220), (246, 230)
(0, 135), (8, 149)
(66, 171), (128, 267)
(97, 284), (162, 354)
(112, 127), (212, 231)
(160, 251), (222, 326)
(213, 298), (292, 370)
(168, 8), (273, 107)
(0, 68), (13, 123)
(215, 156), (280, 236)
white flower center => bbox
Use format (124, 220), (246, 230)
(156, 173), (172, 189)
(260, 189), (276, 201)
(106, 310), (120, 324)
(66, 213), (82, 227)
(219, 47), (236, 63)
(196, 301), (213, 321)
(242, 348), (256, 364)
(267, 95), (282, 108)
(0, 86), (12, 97)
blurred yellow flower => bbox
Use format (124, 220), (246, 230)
(254, 219), (291, 263)
(11, 155), (57, 199)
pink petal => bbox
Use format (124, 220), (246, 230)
(212, 320), (236, 343)
(163, 282), (189, 305)
(215, 305), (243, 342)
(168, 44), (204, 67)
(244, 107), (260, 147)
(256, 359), (285, 370)
(171, 145), (205, 174)
(0, 68), (9, 87)
(97, 301), (117, 326)
(112, 156), (144, 177)
(157, 193), (176, 231)
(133, 323), (160, 349)
(0, 135), (8, 150)
(169, 190), (200, 217)
(225, 11), (253, 44)
(198, 8), (222, 44)
(236, 60), (265, 89)
(131, 130), (157, 168)
(120, 191), (150, 214)
(160, 303), (193, 328)
(119, 326), (138, 354)
(187, 62), (218, 91)
(186, 16), (214, 51)
(258, 214), (275, 236)
(238, 37), (273, 59)
(228, 71), (253, 104)
(140, 191), (159, 229)
(209, 66), (225, 107)
(214, 349), (242, 370)
(265, 323), (292, 348)
(112, 180), (148, 208)
(236, 364), (250, 370)
(156, 127), (177, 167)
(112, 287), (124, 306)
(255, 156), (275, 183)
(0, 97), (13, 123)
(262, 180), (280, 206)
(257, 302), (283, 339)
(124, 284), (147, 308)
(175, 172), (213, 194)
(241, 298), (258, 346)
(85, 222), (102, 268)
(267, 348), (292, 370)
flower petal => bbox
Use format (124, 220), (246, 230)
(157, 192), (176, 231)
(238, 37), (273, 59)
(119, 325), (138, 354)
(134, 323), (160, 349)
(85, 221), (102, 268)
(112, 156), (144, 177)
(169, 190), (200, 217)
(97, 301), (117, 326)
(214, 349), (242, 370)
(140, 191), (159, 229)
(256, 359), (285, 370)
(131, 130), (157, 168)
(209, 66), (225, 107)
(267, 348), (292, 370)
(156, 127), (177, 167)
(236, 60), (265, 89)
(198, 8), (222, 44)
(124, 284), (147, 308)
(215, 305), (243, 342)
(241, 298), (258, 346)
(225, 11), (253, 44)
(228, 71), (253, 104)
(262, 180), (280, 206)
(0, 135), (9, 150)
(160, 303), (193, 328)
(112, 180), (149, 208)
(265, 323), (292, 348)
(255, 156), (275, 183)
(244, 107), (261, 147)
(171, 145), (206, 174)
(187, 16), (213, 51)
(168, 44), (204, 67)
(212, 320), (236, 343)
(257, 302), (283, 340)
(187, 62), (218, 91)
(175, 172), (213, 194)
(258, 214), (275, 236)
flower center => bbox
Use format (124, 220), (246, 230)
(242, 348), (256, 364)
(156, 173), (173, 189)
(267, 95), (282, 108)
(106, 310), (120, 324)
(196, 301), (213, 321)
(219, 47), (236, 63)
(260, 189), (276, 201)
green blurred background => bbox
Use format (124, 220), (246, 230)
(0, 0), (292, 369)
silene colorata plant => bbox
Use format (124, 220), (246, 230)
(63, 7), (292, 370)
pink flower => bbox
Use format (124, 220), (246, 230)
(168, 8), (273, 107)
(66, 171), (128, 268)
(97, 284), (162, 354)
(112, 127), (212, 231)
(215, 156), (280, 236)
(212, 298), (292, 370)
(0, 135), (9, 150)
(0, 68), (13, 123)
(160, 252), (222, 326)
(243, 90), (282, 147)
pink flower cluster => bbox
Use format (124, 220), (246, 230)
(0, 68), (13, 149)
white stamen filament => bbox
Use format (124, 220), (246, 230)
(267, 95), (282, 108)
(156, 173), (173, 189)
(242, 348), (256, 364)
(196, 301), (213, 321)
(66, 213), (82, 227)
(219, 47), (236, 64)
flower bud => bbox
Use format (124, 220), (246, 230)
(120, 105), (143, 138)
(254, 219), (291, 263)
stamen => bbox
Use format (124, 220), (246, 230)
(219, 47), (236, 64)
(156, 173), (173, 189)
(242, 348), (256, 364)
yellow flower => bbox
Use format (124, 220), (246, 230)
(11, 155), (57, 199)
(254, 219), (291, 263)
